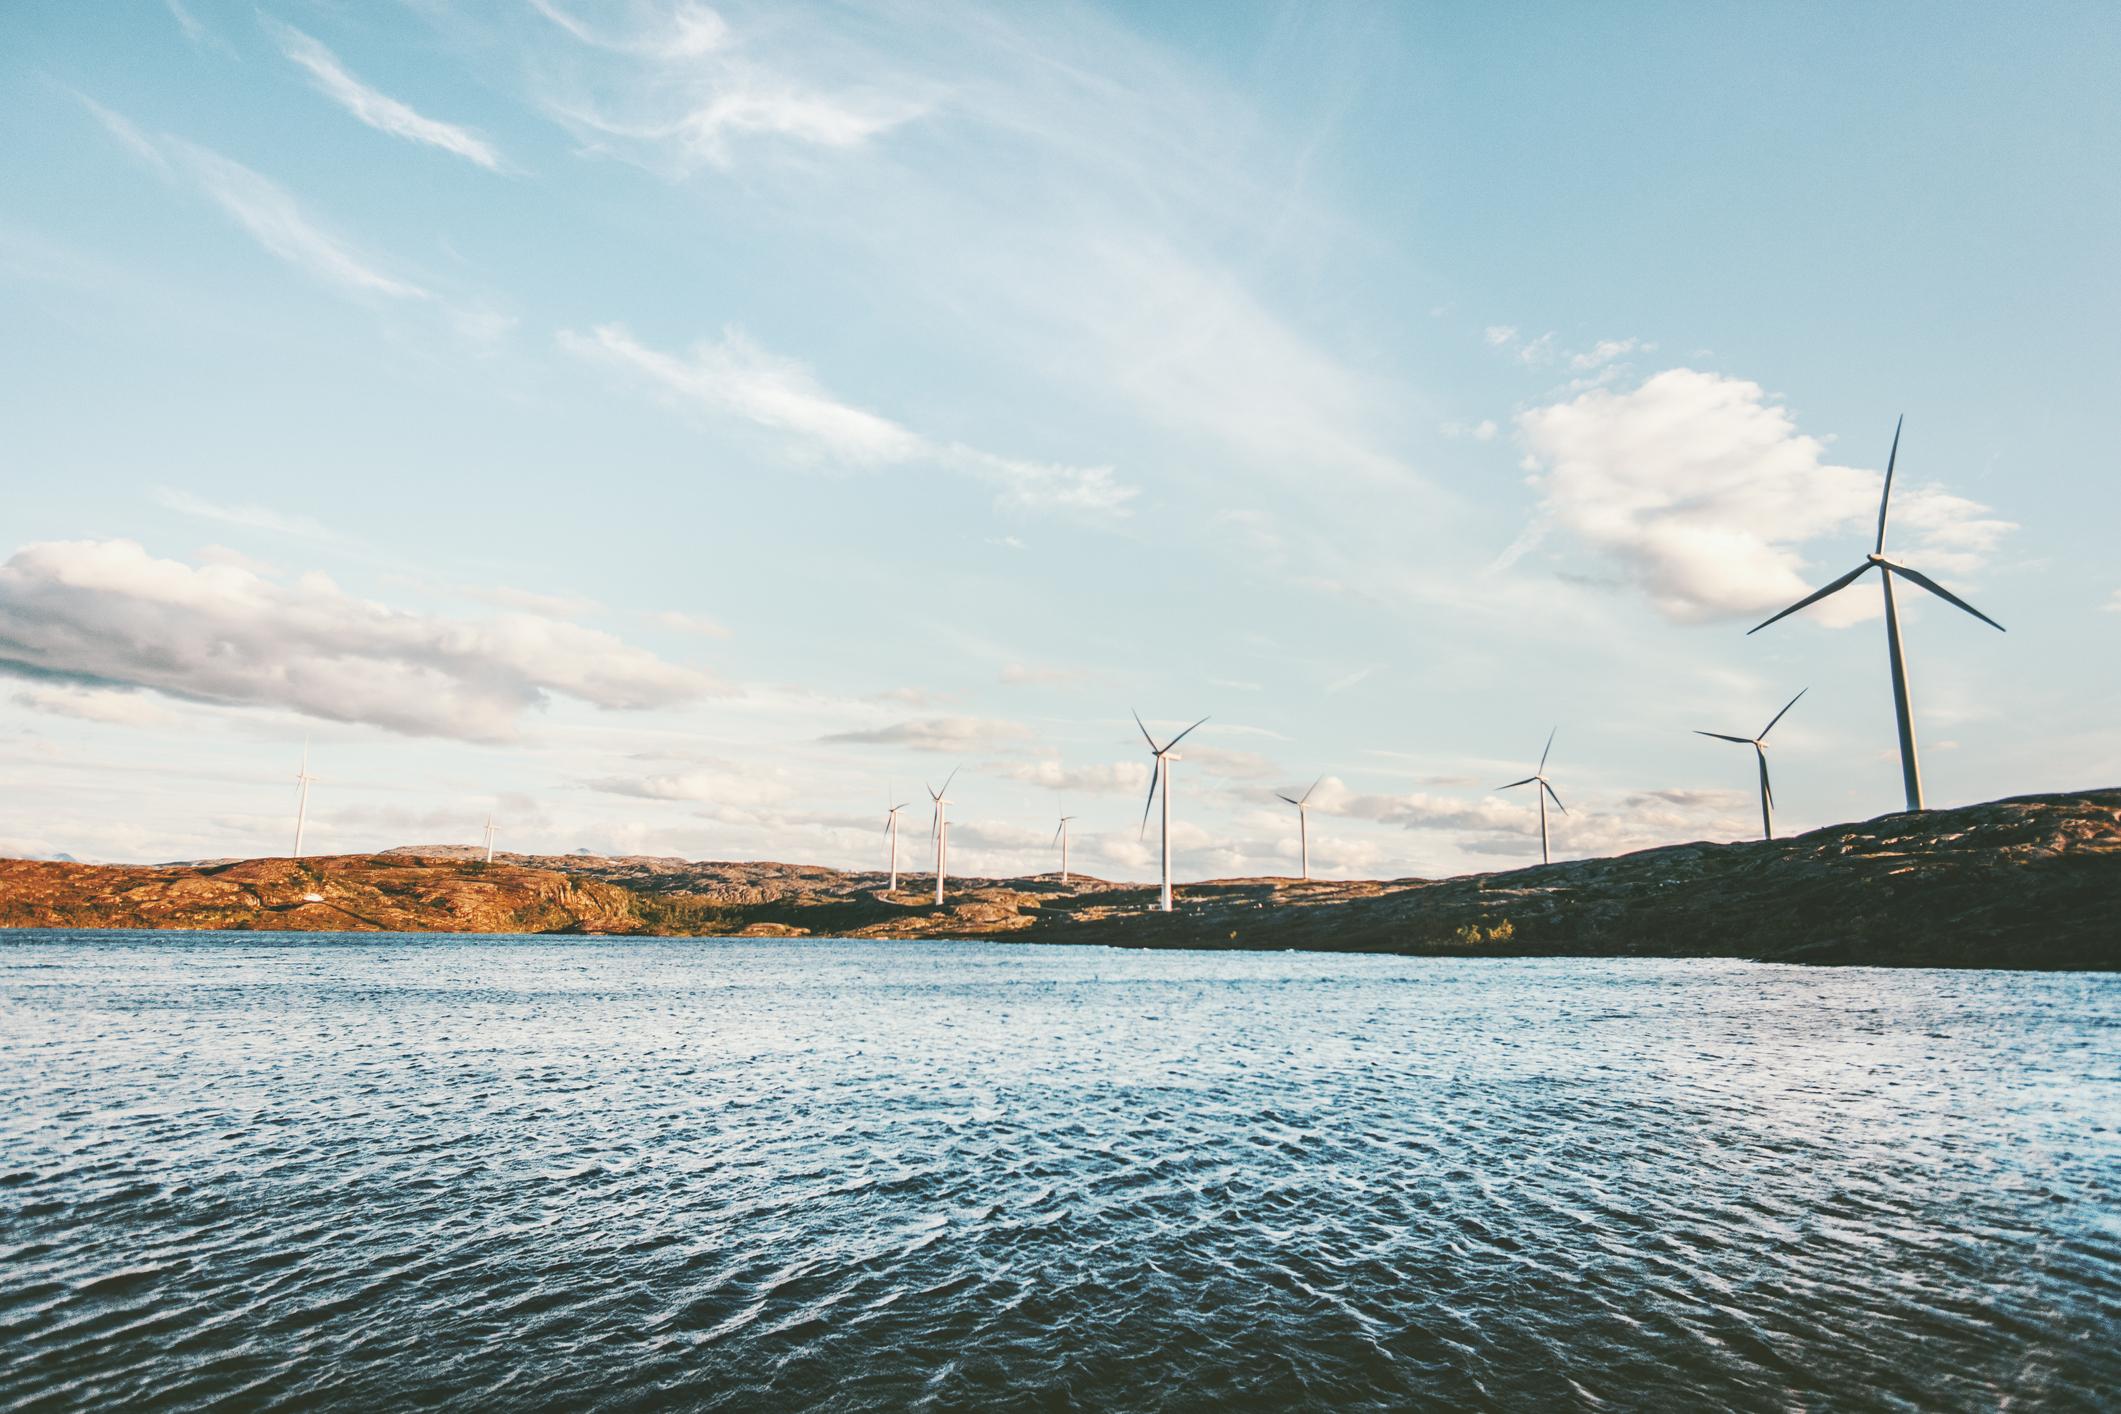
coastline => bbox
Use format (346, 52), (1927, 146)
(3, 788), (2114, 970)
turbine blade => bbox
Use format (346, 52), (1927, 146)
(1139, 759), (1160, 839)
(1301, 775), (1323, 805)
(940, 766), (960, 796)
(1875, 414), (1902, 554)
(1884, 562), (2005, 632)
(1132, 709), (1160, 753)
(1758, 747), (1774, 810)
(1538, 726), (1556, 772)
(1542, 780), (1568, 815)
(1694, 731), (1753, 744)
(1165, 715), (1210, 751)
(1747, 562), (1873, 634)
(1052, 822), (1063, 846)
(1497, 777), (1536, 790)
(1759, 686), (1808, 740)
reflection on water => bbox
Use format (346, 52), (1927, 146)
(2, 934), (2115, 1409)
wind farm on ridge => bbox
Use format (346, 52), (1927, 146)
(235, 416), (2051, 922)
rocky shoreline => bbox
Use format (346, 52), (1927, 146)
(2, 788), (2114, 969)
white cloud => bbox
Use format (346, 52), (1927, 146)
(13, 683), (180, 728)
(999, 759), (1148, 795)
(590, 760), (789, 808)
(1516, 368), (2014, 623)
(1439, 419), (1499, 442)
(1569, 338), (1640, 371)
(0, 540), (710, 740)
(998, 663), (1082, 686)
(269, 22), (505, 171)
(818, 716), (1029, 752)
(562, 323), (1136, 516)
(1484, 325), (1517, 347)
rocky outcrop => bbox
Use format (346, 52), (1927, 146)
(3, 789), (2115, 969)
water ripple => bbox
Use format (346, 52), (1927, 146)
(2, 934), (2116, 1410)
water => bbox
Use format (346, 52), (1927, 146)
(2, 934), (2116, 1411)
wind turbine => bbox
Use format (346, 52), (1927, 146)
(292, 740), (317, 859)
(1749, 417), (2004, 811)
(1276, 777), (1324, 881)
(480, 813), (497, 863)
(926, 768), (959, 906)
(1497, 728), (1566, 865)
(883, 793), (912, 892)
(1695, 689), (1807, 841)
(1135, 711), (1208, 912)
(1052, 811), (1076, 883)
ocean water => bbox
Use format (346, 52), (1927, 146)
(1, 934), (2115, 1411)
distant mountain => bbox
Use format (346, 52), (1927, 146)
(3, 789), (2115, 969)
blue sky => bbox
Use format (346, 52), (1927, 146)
(2, 0), (2115, 877)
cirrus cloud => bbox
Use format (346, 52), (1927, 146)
(563, 323), (1136, 517)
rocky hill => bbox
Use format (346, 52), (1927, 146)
(2, 789), (2114, 969)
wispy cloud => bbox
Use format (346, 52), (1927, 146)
(562, 323), (1137, 517)
(1324, 663), (1380, 695)
(529, 0), (922, 168)
(83, 95), (429, 301)
(817, 716), (1029, 752)
(268, 21), (505, 171)
(153, 487), (346, 544)
(165, 0), (236, 58)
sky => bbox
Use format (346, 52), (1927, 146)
(2, 0), (2116, 880)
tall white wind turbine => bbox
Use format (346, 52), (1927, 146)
(1749, 417), (2004, 811)
(883, 794), (911, 892)
(292, 740), (317, 859)
(480, 813), (497, 863)
(1497, 728), (1566, 865)
(1695, 688), (1807, 841)
(1276, 777), (1324, 881)
(927, 768), (959, 906)
(1135, 711), (1208, 913)
(1052, 811), (1076, 884)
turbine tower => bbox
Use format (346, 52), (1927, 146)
(480, 813), (497, 863)
(1749, 417), (2004, 811)
(926, 768), (959, 906)
(292, 741), (317, 859)
(1052, 812), (1076, 883)
(1276, 777), (1324, 881)
(1135, 710), (1208, 912)
(1497, 728), (1566, 865)
(884, 795), (911, 892)
(1695, 688), (1807, 841)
